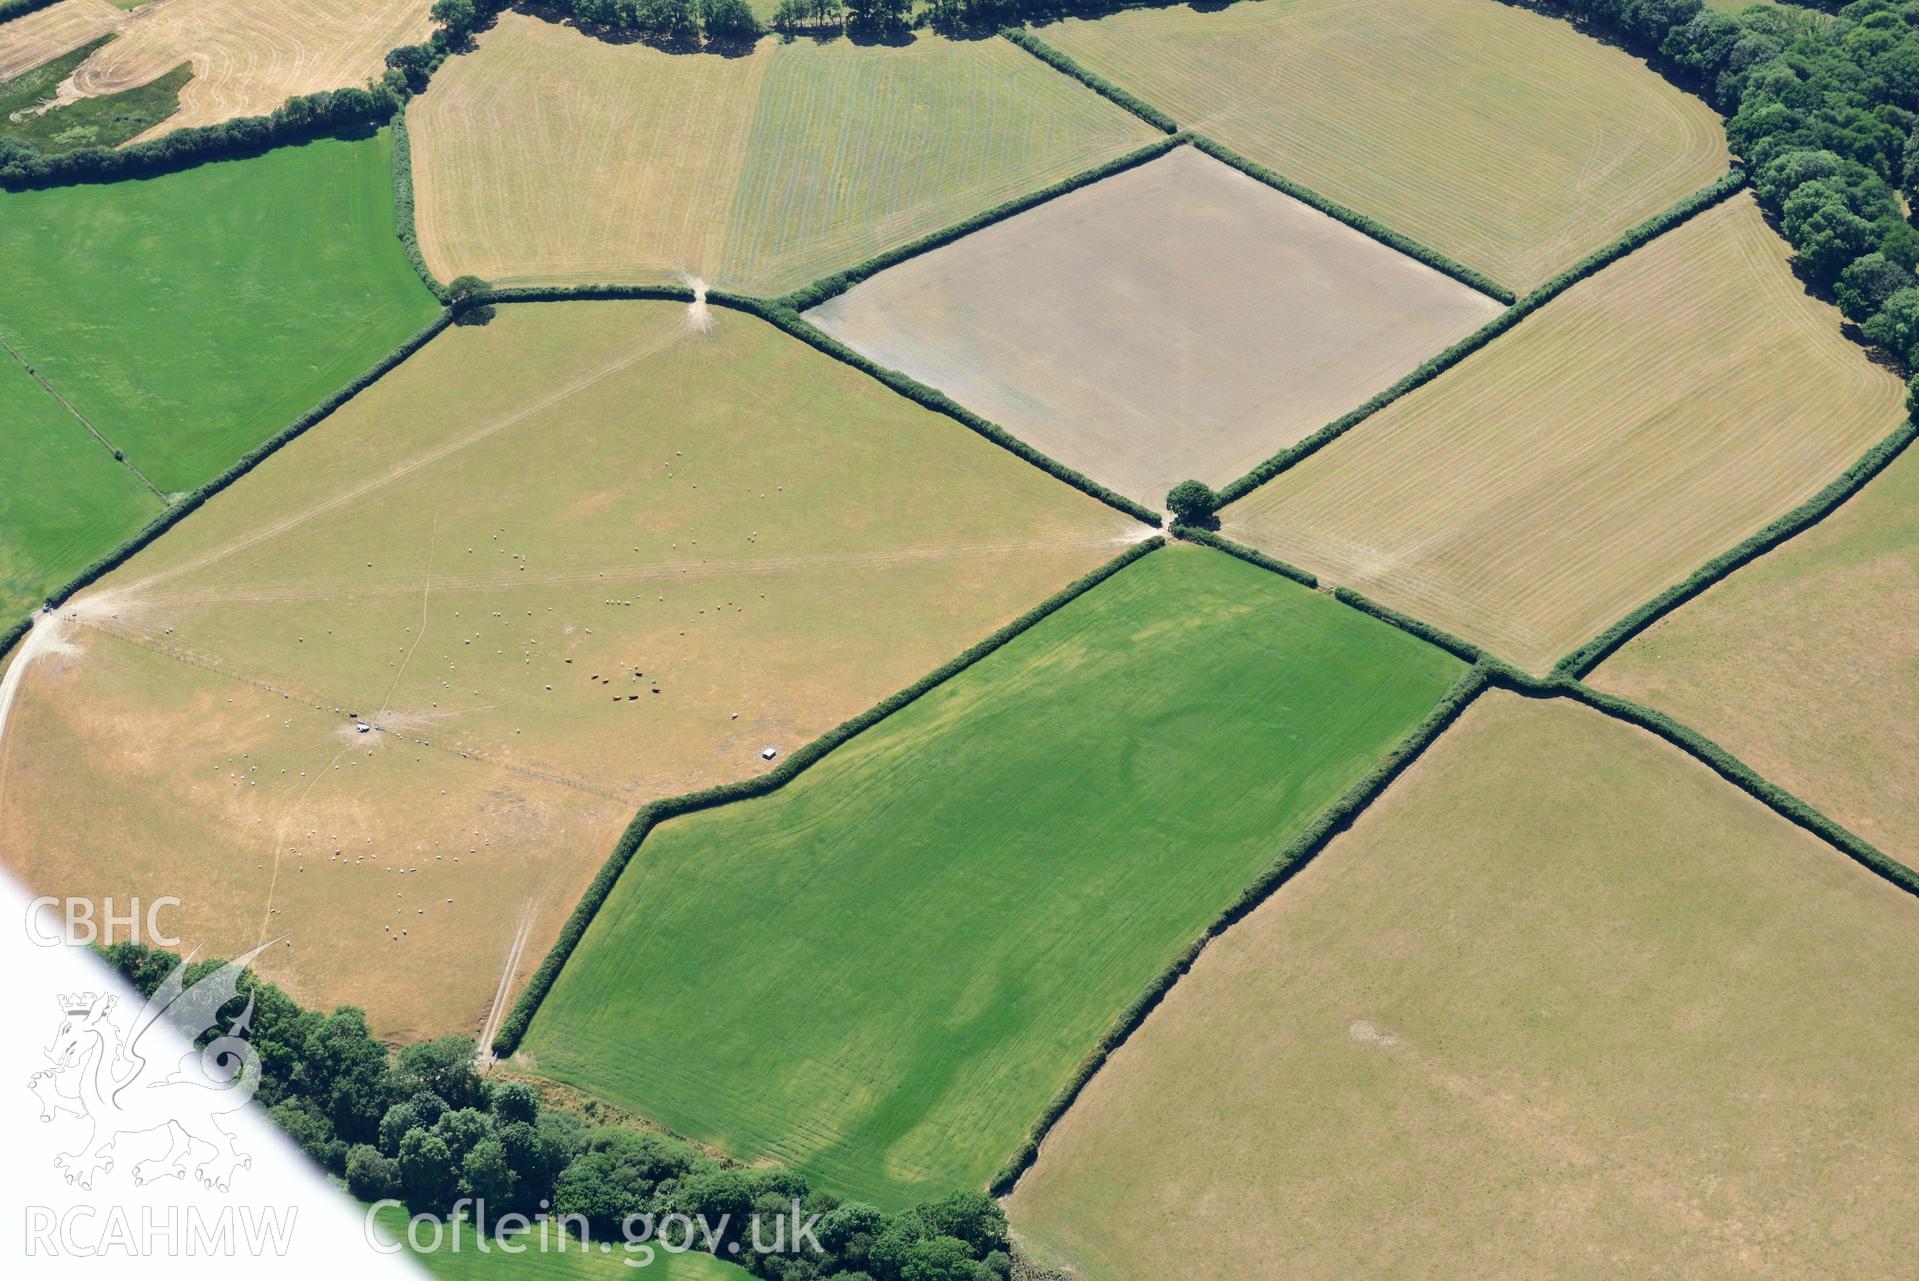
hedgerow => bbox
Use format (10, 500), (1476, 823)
(1551, 679), (1919, 899)
(1189, 135), (1516, 303)
(490, 536), (1165, 1056)
(989, 659), (1491, 1195)
(998, 27), (1179, 133)
(706, 292), (1164, 525)
(1171, 526), (1317, 588)
(0, 87), (401, 189)
(777, 133), (1185, 311)
(0, 0), (61, 23)
(390, 112), (445, 301)
(1328, 586), (1486, 665)
(1211, 168), (1745, 506)
(1555, 416), (1919, 677)
(17, 312), (452, 628)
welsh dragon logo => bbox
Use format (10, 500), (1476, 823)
(27, 939), (279, 1192)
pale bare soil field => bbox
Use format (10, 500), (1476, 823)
(2, 0), (432, 137)
(1593, 445), (1919, 857)
(807, 147), (1503, 509)
(408, 16), (1156, 291)
(0, 300), (1134, 1039)
(1221, 196), (1905, 672)
(0, 0), (121, 81)
(1037, 0), (1728, 291)
(1008, 692), (1919, 1281)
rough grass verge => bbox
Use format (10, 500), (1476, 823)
(1188, 134), (1516, 303)
(391, 110), (445, 301)
(1212, 168), (1747, 507)
(990, 658), (1491, 1196)
(1554, 417), (1919, 678)
(999, 26), (1178, 134)
(489, 536), (1168, 1057)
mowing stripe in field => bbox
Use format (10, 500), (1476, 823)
(520, 543), (1465, 1208)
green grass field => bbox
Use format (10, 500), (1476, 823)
(1035, 0), (1726, 290)
(0, 349), (160, 619)
(520, 544), (1465, 1208)
(1008, 692), (1919, 1279)
(371, 1203), (748, 1280)
(0, 129), (437, 495)
(0, 36), (190, 154)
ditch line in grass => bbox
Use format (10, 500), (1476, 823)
(989, 645), (1492, 1198)
(489, 536), (1168, 1058)
(1553, 417), (1919, 679)
(1211, 168), (1748, 509)
(0, 326), (166, 501)
(998, 26), (1179, 134)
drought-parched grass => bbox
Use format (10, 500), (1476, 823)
(808, 146), (1502, 509)
(0, 350), (159, 620)
(408, 15), (1157, 292)
(0, 129), (439, 494)
(1592, 444), (1919, 860)
(521, 545), (1466, 1209)
(1035, 0), (1727, 290)
(370, 1203), (748, 1281)
(1008, 692), (1919, 1281)
(1221, 196), (1905, 672)
(14, 0), (431, 138)
(0, 301), (1132, 1041)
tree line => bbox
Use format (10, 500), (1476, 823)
(1517, 0), (1919, 395)
(99, 942), (1025, 1281)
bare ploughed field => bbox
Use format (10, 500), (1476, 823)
(0, 0), (432, 137)
(808, 146), (1504, 510)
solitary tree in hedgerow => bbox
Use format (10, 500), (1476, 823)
(1166, 479), (1220, 528)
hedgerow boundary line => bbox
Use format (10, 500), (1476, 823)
(989, 655), (1492, 1195)
(487, 536), (1168, 1055)
(4, 4), (1915, 1229)
(1553, 417), (1919, 678)
(1209, 167), (1748, 507)
(997, 27), (1179, 134)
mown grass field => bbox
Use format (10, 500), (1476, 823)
(1593, 444), (1919, 859)
(11, 0), (432, 139)
(0, 350), (159, 620)
(520, 545), (1466, 1209)
(1035, 0), (1727, 291)
(1221, 196), (1905, 672)
(0, 0), (123, 81)
(370, 1203), (747, 1281)
(408, 16), (1156, 292)
(1008, 692), (1919, 1281)
(809, 146), (1502, 508)
(0, 300), (1133, 1040)
(0, 129), (438, 495)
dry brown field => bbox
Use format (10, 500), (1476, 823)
(1593, 443), (1919, 859)
(1007, 691), (1919, 1280)
(1037, 0), (1728, 291)
(0, 300), (1134, 1040)
(406, 16), (1156, 292)
(808, 146), (1504, 509)
(1221, 195), (1905, 672)
(1, 0), (431, 136)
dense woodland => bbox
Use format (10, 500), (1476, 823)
(1524, 0), (1919, 383)
(100, 943), (1022, 1281)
